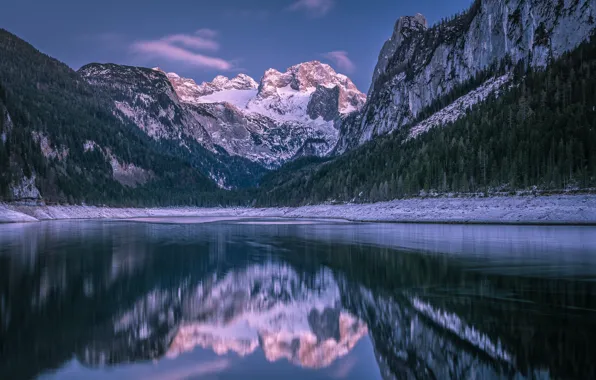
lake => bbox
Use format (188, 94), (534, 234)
(1, 218), (596, 379)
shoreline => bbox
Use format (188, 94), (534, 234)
(2, 194), (596, 226)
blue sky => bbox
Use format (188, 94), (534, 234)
(1, 0), (472, 91)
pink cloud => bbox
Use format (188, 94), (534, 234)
(161, 34), (219, 51)
(290, 0), (335, 16)
(132, 40), (232, 71)
(131, 29), (233, 71)
(323, 51), (355, 73)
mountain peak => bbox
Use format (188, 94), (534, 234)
(212, 75), (230, 86)
(163, 72), (258, 102)
(230, 73), (259, 90)
(256, 61), (366, 114)
(400, 13), (427, 29)
(393, 13), (428, 39)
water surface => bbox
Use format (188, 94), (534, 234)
(1, 218), (596, 379)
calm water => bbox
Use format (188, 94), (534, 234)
(1, 218), (596, 380)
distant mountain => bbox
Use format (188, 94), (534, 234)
(79, 61), (365, 180)
(165, 71), (259, 100)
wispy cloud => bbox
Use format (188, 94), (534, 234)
(323, 51), (355, 73)
(161, 33), (219, 51)
(289, 0), (335, 17)
(131, 29), (233, 71)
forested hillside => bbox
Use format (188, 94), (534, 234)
(0, 29), (246, 206)
(256, 35), (596, 206)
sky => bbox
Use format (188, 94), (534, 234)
(1, 0), (473, 92)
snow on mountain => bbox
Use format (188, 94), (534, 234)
(162, 69), (259, 103)
(80, 63), (188, 140)
(157, 61), (366, 166)
(166, 61), (365, 124)
(249, 61), (366, 121)
(195, 89), (257, 109)
(185, 102), (338, 167)
(408, 74), (512, 139)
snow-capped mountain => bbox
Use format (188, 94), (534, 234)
(168, 61), (365, 123)
(163, 70), (259, 102)
(78, 61), (365, 186)
(163, 61), (365, 163)
(335, 0), (596, 153)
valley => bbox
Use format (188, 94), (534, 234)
(0, 0), (595, 212)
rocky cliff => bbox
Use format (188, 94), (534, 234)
(335, 0), (596, 153)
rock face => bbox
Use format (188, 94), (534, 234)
(335, 0), (596, 153)
(79, 61), (366, 185)
(80, 63), (196, 141)
(307, 85), (340, 121)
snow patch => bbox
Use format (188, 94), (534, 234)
(196, 89), (257, 109)
(2, 195), (596, 224)
(409, 74), (511, 139)
(209, 172), (232, 190)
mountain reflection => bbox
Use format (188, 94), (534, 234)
(1, 220), (596, 379)
(108, 262), (368, 370)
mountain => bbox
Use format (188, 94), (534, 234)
(78, 63), (267, 189)
(0, 29), (240, 206)
(335, 0), (596, 153)
(2, 0), (595, 205)
(257, 0), (596, 206)
(166, 72), (259, 101)
(1, 28), (367, 199)
(79, 61), (365, 178)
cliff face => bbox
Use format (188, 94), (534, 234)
(335, 0), (596, 153)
